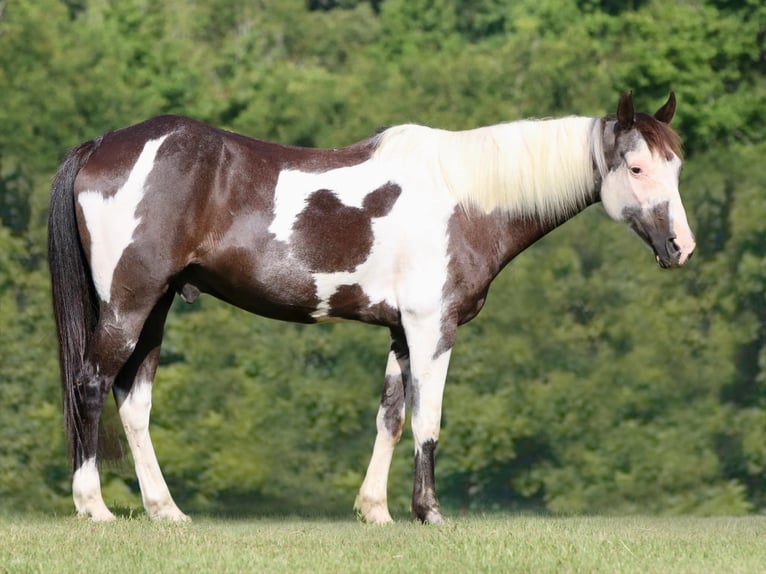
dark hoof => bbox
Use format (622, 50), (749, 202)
(413, 506), (444, 524)
(423, 509), (444, 524)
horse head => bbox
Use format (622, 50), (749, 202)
(599, 91), (696, 268)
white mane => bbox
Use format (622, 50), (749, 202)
(374, 116), (604, 221)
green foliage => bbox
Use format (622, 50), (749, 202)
(1, 0), (764, 517)
(0, 227), (68, 514)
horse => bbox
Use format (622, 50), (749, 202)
(48, 90), (695, 523)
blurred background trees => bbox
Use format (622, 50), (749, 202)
(0, 0), (764, 517)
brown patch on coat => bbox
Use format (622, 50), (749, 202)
(362, 182), (402, 217)
(380, 328), (409, 436)
(434, 198), (599, 357)
(291, 183), (401, 273)
(80, 114), (390, 325)
(327, 283), (399, 325)
(381, 372), (406, 438)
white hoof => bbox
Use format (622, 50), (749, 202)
(355, 496), (394, 524)
(78, 507), (116, 522)
(149, 504), (190, 522)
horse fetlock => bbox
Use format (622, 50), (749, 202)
(143, 491), (188, 522)
(72, 457), (115, 522)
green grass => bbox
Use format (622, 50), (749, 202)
(1, 514), (764, 573)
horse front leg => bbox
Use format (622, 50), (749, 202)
(403, 311), (455, 524)
(356, 327), (409, 524)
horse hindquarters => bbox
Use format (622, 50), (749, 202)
(49, 139), (118, 520)
(49, 137), (184, 521)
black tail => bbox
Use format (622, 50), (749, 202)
(48, 137), (102, 471)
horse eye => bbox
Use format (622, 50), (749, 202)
(630, 166), (642, 175)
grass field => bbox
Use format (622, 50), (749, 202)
(1, 514), (764, 573)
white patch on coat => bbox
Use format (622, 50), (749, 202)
(601, 139), (679, 215)
(72, 457), (115, 521)
(77, 135), (168, 303)
(272, 157), (456, 318)
(115, 380), (188, 521)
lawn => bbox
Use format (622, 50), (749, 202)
(1, 514), (764, 573)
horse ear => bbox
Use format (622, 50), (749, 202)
(654, 91), (676, 124)
(616, 90), (634, 129)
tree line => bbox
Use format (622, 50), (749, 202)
(0, 0), (764, 517)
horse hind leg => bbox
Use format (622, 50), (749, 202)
(113, 292), (188, 521)
(71, 303), (157, 521)
(356, 328), (409, 524)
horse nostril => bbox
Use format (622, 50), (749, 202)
(666, 237), (680, 257)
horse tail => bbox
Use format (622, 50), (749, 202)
(48, 137), (102, 471)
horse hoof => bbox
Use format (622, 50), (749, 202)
(82, 509), (117, 522)
(412, 507), (444, 524)
(150, 506), (190, 522)
(423, 510), (444, 525)
(354, 497), (394, 524)
(361, 506), (394, 525)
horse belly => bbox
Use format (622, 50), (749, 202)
(177, 244), (321, 324)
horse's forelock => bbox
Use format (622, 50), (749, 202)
(634, 113), (683, 161)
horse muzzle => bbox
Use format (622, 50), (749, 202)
(624, 205), (696, 268)
(654, 239), (695, 268)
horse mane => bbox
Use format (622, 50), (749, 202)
(374, 116), (601, 222)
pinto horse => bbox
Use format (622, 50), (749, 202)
(48, 91), (695, 523)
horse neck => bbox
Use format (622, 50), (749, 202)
(449, 117), (606, 277)
(479, 195), (599, 279)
